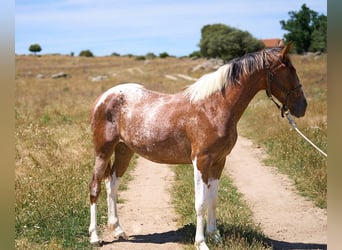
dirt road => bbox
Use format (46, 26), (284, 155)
(98, 136), (327, 249)
(226, 136), (327, 249)
(99, 157), (184, 250)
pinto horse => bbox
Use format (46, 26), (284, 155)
(88, 43), (307, 249)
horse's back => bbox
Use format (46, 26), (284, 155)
(91, 83), (193, 164)
(93, 83), (144, 112)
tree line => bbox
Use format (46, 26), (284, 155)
(29, 4), (326, 60)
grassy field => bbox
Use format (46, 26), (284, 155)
(15, 53), (326, 248)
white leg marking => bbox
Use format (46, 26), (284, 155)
(207, 178), (222, 244)
(207, 178), (219, 233)
(193, 157), (210, 250)
(89, 203), (100, 244)
(105, 173), (128, 240)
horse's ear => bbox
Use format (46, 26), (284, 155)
(278, 39), (285, 48)
(280, 41), (292, 59)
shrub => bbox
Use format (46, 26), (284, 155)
(159, 52), (169, 58)
(111, 52), (120, 57)
(189, 51), (201, 58)
(146, 52), (157, 59)
(79, 50), (94, 57)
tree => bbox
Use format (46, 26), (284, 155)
(280, 4), (327, 53)
(199, 24), (264, 62)
(309, 14), (327, 52)
(159, 52), (169, 58)
(79, 50), (94, 57)
(29, 43), (42, 55)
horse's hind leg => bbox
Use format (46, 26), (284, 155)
(89, 151), (113, 244)
(105, 142), (134, 240)
(89, 125), (119, 243)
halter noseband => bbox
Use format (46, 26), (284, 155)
(263, 50), (302, 117)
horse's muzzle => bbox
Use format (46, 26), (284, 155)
(290, 99), (307, 118)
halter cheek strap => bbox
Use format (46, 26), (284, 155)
(265, 70), (284, 116)
(264, 51), (302, 117)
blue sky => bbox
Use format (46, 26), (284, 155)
(15, 0), (327, 56)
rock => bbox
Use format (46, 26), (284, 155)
(164, 75), (178, 81)
(89, 75), (109, 82)
(51, 72), (70, 79)
(191, 58), (224, 72)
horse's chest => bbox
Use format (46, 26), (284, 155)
(210, 130), (238, 158)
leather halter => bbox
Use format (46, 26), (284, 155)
(263, 50), (302, 117)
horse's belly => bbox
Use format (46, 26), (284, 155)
(134, 146), (192, 165)
(121, 134), (192, 165)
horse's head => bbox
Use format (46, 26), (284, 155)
(265, 43), (307, 118)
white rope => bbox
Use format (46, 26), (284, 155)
(285, 112), (327, 157)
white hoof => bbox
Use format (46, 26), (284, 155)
(114, 226), (129, 240)
(195, 241), (210, 250)
(89, 234), (100, 245)
(208, 230), (222, 244)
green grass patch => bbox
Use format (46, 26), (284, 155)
(262, 124), (327, 208)
(172, 164), (271, 249)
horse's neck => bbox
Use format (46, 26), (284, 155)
(221, 71), (265, 126)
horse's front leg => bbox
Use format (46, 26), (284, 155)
(206, 178), (222, 244)
(193, 156), (210, 250)
(206, 158), (226, 244)
(193, 156), (225, 249)
(105, 172), (128, 240)
(89, 203), (100, 244)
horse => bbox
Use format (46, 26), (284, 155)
(88, 43), (307, 250)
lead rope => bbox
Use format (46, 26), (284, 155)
(284, 110), (327, 157)
(263, 50), (327, 157)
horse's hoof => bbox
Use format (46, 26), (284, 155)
(90, 238), (102, 246)
(195, 241), (210, 250)
(114, 227), (129, 240)
(208, 230), (222, 244)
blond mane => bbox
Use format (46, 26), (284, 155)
(184, 48), (282, 102)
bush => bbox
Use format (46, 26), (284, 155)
(79, 50), (94, 57)
(189, 51), (201, 58)
(111, 52), (120, 57)
(145, 52), (157, 59)
(135, 55), (146, 60)
(199, 24), (264, 62)
(159, 52), (169, 58)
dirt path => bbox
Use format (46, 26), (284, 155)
(225, 136), (327, 249)
(98, 136), (327, 249)
(99, 157), (183, 250)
